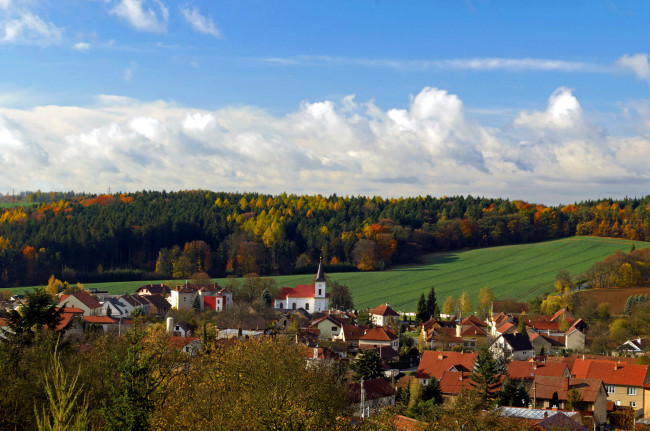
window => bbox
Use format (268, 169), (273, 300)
(305, 303), (309, 310)
(627, 387), (637, 396)
(318, 289), (322, 296)
(631, 402), (637, 408)
(606, 386), (615, 394)
(292, 303), (296, 310)
(616, 400), (621, 406)
(279, 303), (283, 309)
(332, 327), (338, 332)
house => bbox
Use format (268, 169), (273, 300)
(529, 332), (565, 355)
(141, 294), (171, 316)
(506, 360), (570, 386)
(56, 310), (84, 339)
(171, 320), (192, 337)
(169, 286), (196, 310)
(368, 303), (400, 327)
(169, 283), (233, 311)
(169, 337), (202, 356)
(415, 350), (477, 385)
(495, 407), (586, 431)
(58, 291), (102, 316)
(564, 319), (587, 351)
(455, 315), (489, 349)
(273, 262), (329, 313)
(101, 297), (129, 318)
(571, 358), (650, 417)
(617, 337), (649, 356)
(136, 283), (171, 297)
(421, 326), (463, 350)
(308, 315), (343, 339)
(531, 375), (608, 426)
(349, 378), (396, 418)
(304, 346), (340, 365)
(118, 294), (150, 316)
(358, 327), (399, 351)
(490, 333), (534, 361)
(335, 324), (368, 349)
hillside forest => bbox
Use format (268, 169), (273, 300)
(2, 190), (650, 287)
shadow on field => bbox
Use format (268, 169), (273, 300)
(393, 254), (460, 271)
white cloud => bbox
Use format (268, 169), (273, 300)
(110, 0), (169, 33)
(0, 87), (649, 203)
(514, 87), (583, 130)
(73, 42), (90, 51)
(617, 53), (650, 82)
(0, 11), (63, 45)
(123, 61), (136, 81)
(180, 5), (220, 37)
(0, 0), (11, 10)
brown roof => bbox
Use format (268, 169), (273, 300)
(532, 376), (604, 403)
(507, 361), (569, 381)
(59, 291), (102, 310)
(416, 350), (477, 380)
(359, 345), (399, 362)
(341, 324), (367, 341)
(530, 332), (565, 348)
(142, 294), (171, 310)
(359, 327), (398, 342)
(83, 316), (117, 324)
(459, 325), (487, 337)
(460, 315), (487, 327)
(349, 378), (396, 403)
(439, 371), (474, 395)
(369, 304), (400, 317)
(393, 415), (427, 431)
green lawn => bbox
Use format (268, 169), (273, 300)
(6, 236), (647, 313)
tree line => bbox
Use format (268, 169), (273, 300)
(3, 190), (650, 287)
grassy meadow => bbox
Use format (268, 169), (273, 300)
(6, 236), (648, 312)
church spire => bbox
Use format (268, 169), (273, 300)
(315, 257), (326, 282)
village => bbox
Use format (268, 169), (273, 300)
(1, 261), (649, 430)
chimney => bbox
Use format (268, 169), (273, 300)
(582, 354), (585, 360)
(533, 363), (537, 370)
(313, 347), (319, 359)
(614, 362), (618, 371)
(459, 373), (463, 381)
(438, 353), (444, 360)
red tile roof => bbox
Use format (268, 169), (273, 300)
(359, 327), (398, 342)
(349, 378), (396, 403)
(168, 336), (201, 349)
(393, 415), (427, 431)
(460, 325), (487, 337)
(341, 324), (367, 341)
(60, 307), (84, 314)
(439, 371), (474, 395)
(460, 315), (487, 327)
(59, 291), (102, 310)
(276, 284), (318, 299)
(571, 359), (650, 387)
(497, 321), (517, 334)
(507, 361), (569, 380)
(309, 315), (342, 328)
(369, 304), (400, 317)
(416, 350), (477, 380)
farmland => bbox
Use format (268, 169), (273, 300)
(7, 236), (648, 312)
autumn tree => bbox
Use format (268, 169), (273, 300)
(442, 296), (456, 316)
(477, 287), (495, 319)
(352, 239), (379, 271)
(457, 291), (473, 317)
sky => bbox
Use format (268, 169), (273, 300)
(1, 1), (650, 205)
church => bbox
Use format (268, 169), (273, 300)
(274, 261), (330, 312)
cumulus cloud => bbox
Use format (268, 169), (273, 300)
(110, 0), (169, 33)
(0, 10), (63, 45)
(617, 53), (650, 82)
(0, 87), (649, 203)
(180, 5), (220, 37)
(73, 42), (90, 51)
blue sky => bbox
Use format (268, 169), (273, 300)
(1, 1), (650, 204)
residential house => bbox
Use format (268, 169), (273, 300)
(421, 326), (463, 350)
(415, 350), (478, 385)
(83, 315), (118, 333)
(169, 337), (202, 356)
(617, 337), (649, 356)
(273, 262), (329, 312)
(118, 294), (150, 316)
(531, 375), (608, 426)
(349, 378), (396, 418)
(490, 333), (535, 361)
(101, 297), (129, 318)
(358, 327), (399, 352)
(530, 332), (565, 355)
(136, 283), (171, 297)
(565, 319), (587, 351)
(335, 324), (368, 349)
(169, 286), (196, 310)
(169, 283), (233, 311)
(304, 346), (340, 366)
(308, 315), (343, 339)
(141, 294), (171, 316)
(171, 320), (192, 337)
(455, 315), (489, 349)
(368, 303), (400, 327)
(58, 291), (102, 316)
(571, 358), (650, 417)
(495, 407), (586, 431)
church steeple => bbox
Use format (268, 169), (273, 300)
(315, 257), (326, 282)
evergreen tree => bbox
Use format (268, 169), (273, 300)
(498, 378), (518, 406)
(469, 344), (503, 407)
(5, 288), (64, 344)
(550, 391), (560, 409)
(192, 294), (201, 312)
(426, 287), (437, 320)
(351, 349), (383, 382)
(260, 288), (272, 307)
(566, 388), (584, 411)
(421, 376), (443, 405)
(416, 293), (429, 323)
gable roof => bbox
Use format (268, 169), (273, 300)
(276, 284), (320, 299)
(416, 350), (477, 380)
(136, 283), (171, 295)
(83, 315), (117, 324)
(309, 315), (342, 328)
(530, 332), (565, 348)
(532, 376), (604, 403)
(369, 304), (400, 317)
(174, 320), (191, 332)
(359, 327), (398, 342)
(459, 325), (487, 337)
(341, 324), (367, 341)
(438, 371), (474, 395)
(460, 315), (487, 327)
(571, 358), (650, 387)
(550, 308), (573, 322)
(142, 294), (171, 310)
(59, 291), (102, 310)
(502, 333), (533, 351)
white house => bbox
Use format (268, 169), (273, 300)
(490, 333), (535, 361)
(368, 304), (400, 327)
(273, 262), (329, 312)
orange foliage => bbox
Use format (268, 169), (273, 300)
(21, 245), (36, 259)
(81, 194), (118, 207)
(120, 194), (134, 204)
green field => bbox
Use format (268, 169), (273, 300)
(6, 236), (647, 312)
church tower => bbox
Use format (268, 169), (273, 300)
(315, 258), (326, 298)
